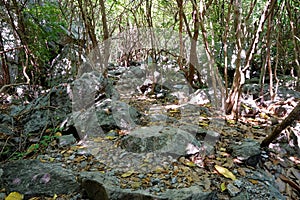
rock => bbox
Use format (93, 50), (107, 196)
(149, 114), (169, 122)
(179, 124), (200, 135)
(196, 129), (220, 154)
(81, 179), (109, 200)
(110, 101), (143, 130)
(71, 71), (118, 112)
(233, 179), (243, 188)
(130, 66), (146, 78)
(188, 88), (223, 108)
(0, 124), (15, 135)
(0, 160), (79, 198)
(58, 134), (77, 147)
(243, 83), (300, 101)
(114, 68), (146, 97)
(189, 89), (210, 105)
(241, 169), (285, 199)
(1, 85), (72, 135)
(196, 128), (220, 142)
(0, 193), (6, 199)
(180, 104), (212, 118)
(179, 125), (220, 154)
(79, 171), (214, 200)
(231, 192), (249, 200)
(229, 138), (261, 160)
(70, 99), (143, 138)
(227, 183), (240, 197)
(120, 126), (201, 156)
(71, 106), (105, 138)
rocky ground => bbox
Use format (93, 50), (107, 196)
(1, 65), (300, 199)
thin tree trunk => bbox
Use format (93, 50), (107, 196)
(223, 0), (233, 98)
(266, 14), (274, 101)
(4, 0), (37, 84)
(225, 0), (243, 118)
(176, 0), (185, 73)
(0, 32), (10, 85)
(188, 0), (201, 89)
(286, 0), (300, 91)
(198, 0), (225, 108)
(226, 0), (274, 116)
(78, 0), (98, 51)
(78, 0), (101, 72)
(99, 0), (110, 76)
(259, 45), (267, 103)
(272, 1), (285, 100)
(242, 0), (275, 73)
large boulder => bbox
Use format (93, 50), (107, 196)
(71, 71), (119, 112)
(120, 126), (202, 156)
(70, 99), (144, 138)
(0, 160), (79, 199)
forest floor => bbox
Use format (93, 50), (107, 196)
(1, 68), (300, 200)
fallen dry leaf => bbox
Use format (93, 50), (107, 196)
(5, 192), (24, 200)
(220, 182), (227, 192)
(215, 165), (237, 180)
(121, 170), (135, 178)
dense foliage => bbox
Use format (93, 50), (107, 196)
(0, 0), (299, 113)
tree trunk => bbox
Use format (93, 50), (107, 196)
(223, 2), (233, 98)
(226, 0), (274, 116)
(286, 0), (300, 91)
(176, 0), (186, 74)
(0, 32), (10, 86)
(99, 0), (110, 76)
(225, 0), (243, 118)
(261, 101), (300, 147)
(188, 0), (202, 89)
(198, 0), (225, 107)
(266, 13), (274, 101)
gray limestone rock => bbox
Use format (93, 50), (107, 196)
(120, 126), (201, 156)
(58, 134), (77, 147)
(69, 98), (143, 138)
(230, 138), (261, 160)
(0, 160), (79, 198)
(79, 171), (214, 200)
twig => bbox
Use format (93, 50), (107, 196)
(0, 83), (29, 93)
(0, 136), (11, 157)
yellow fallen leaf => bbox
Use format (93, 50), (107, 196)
(226, 119), (236, 124)
(5, 192), (24, 200)
(121, 170), (134, 178)
(184, 161), (196, 167)
(259, 112), (269, 119)
(169, 109), (180, 113)
(198, 122), (209, 127)
(219, 147), (227, 152)
(220, 182), (227, 192)
(54, 132), (62, 137)
(249, 179), (258, 184)
(214, 165), (236, 180)
(52, 194), (58, 200)
(105, 136), (117, 140)
(39, 158), (47, 163)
